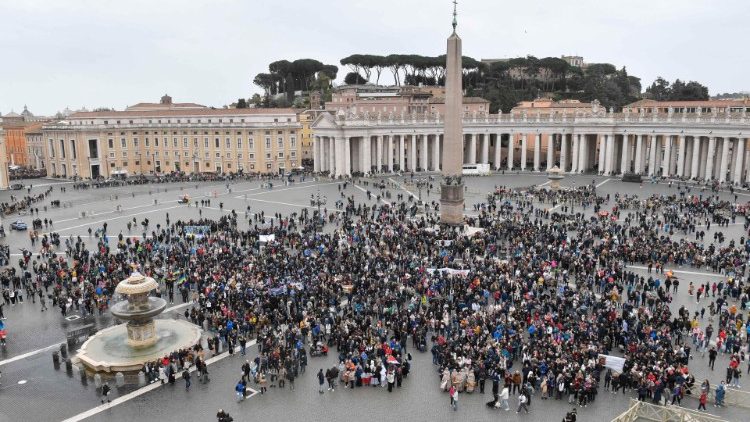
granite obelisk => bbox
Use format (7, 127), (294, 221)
(440, 2), (465, 225)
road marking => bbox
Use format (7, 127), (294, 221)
(353, 184), (390, 205)
(626, 265), (727, 278)
(247, 197), (344, 213)
(62, 338), (258, 422)
(596, 179), (612, 188)
(0, 343), (61, 367)
(48, 205), (183, 233)
(387, 178), (418, 199)
(245, 181), (338, 197)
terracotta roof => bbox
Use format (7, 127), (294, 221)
(428, 96), (489, 104)
(23, 123), (44, 134)
(68, 108), (301, 119)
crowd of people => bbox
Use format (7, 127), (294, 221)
(0, 176), (749, 420)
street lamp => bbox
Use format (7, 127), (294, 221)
(310, 189), (327, 231)
(415, 177), (429, 204)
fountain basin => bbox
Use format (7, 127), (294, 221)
(77, 319), (202, 373)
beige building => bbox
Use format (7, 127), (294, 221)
(42, 96), (302, 179)
(624, 98), (750, 114)
(324, 84), (488, 116)
(0, 126), (8, 188)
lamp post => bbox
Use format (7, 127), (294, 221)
(310, 189), (327, 232)
(415, 177), (429, 204)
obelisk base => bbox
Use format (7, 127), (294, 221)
(440, 183), (464, 225)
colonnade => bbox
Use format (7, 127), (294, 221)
(313, 131), (750, 184)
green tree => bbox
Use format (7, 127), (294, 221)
(236, 98), (248, 109)
(344, 72), (367, 85)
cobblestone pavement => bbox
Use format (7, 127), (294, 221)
(0, 174), (748, 421)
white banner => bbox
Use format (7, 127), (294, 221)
(598, 354), (626, 373)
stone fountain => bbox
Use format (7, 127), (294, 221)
(77, 271), (201, 374)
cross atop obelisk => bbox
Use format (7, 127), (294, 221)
(452, 0), (458, 32)
(440, 0), (465, 226)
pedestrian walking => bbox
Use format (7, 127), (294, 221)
(516, 392), (529, 413)
(317, 369), (325, 394)
(182, 367), (191, 390)
(101, 382), (111, 404)
(449, 385), (458, 411)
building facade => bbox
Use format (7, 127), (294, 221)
(324, 84), (488, 116)
(311, 101), (750, 185)
(24, 123), (45, 170)
(0, 126), (8, 188)
(42, 100), (302, 179)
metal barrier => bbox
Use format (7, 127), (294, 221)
(711, 385), (750, 409)
(611, 399), (727, 422)
(612, 399), (727, 422)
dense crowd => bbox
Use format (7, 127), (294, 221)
(1, 177), (749, 419)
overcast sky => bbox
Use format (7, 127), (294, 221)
(1, 0), (747, 115)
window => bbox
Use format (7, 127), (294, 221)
(48, 139), (55, 158)
(215, 152), (220, 158)
(204, 152), (210, 159)
(121, 139), (127, 148)
(155, 138), (159, 147)
(266, 163), (272, 169)
(122, 151), (127, 158)
(249, 139), (254, 149)
(133, 139), (139, 148)
(290, 151), (296, 158)
(278, 152), (284, 158)
(266, 153), (271, 159)
(70, 140), (77, 159)
(204, 138), (209, 148)
(171, 138), (177, 147)
(265, 138), (271, 149)
(290, 137), (296, 148)
(122, 161), (128, 166)
(277, 138), (284, 149)
(145, 138), (150, 147)
(226, 152), (231, 158)
(237, 138), (242, 149)
(183, 138), (188, 148)
(237, 153), (243, 159)
(109, 152), (115, 158)
(249, 153), (255, 160)
(215, 138), (220, 148)
(108, 139), (114, 149)
(193, 138), (198, 148)
(226, 138), (231, 148)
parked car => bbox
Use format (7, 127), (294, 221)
(10, 183), (24, 190)
(10, 220), (27, 230)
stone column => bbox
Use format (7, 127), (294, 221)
(661, 135), (672, 177)
(648, 135), (657, 176)
(398, 135), (405, 171)
(481, 134), (489, 164)
(507, 135), (515, 170)
(362, 136), (372, 175)
(597, 135), (606, 174)
(705, 137), (716, 181)
(521, 134), (528, 171)
(331, 137), (336, 173)
(421, 134), (428, 171)
(604, 134), (614, 175)
(344, 137), (351, 176)
(468, 133), (477, 164)
(676, 135), (686, 177)
(547, 134), (555, 170)
(533, 133), (541, 171)
(387, 136), (394, 172)
(719, 137), (731, 183)
(560, 134), (568, 172)
(633, 135), (643, 174)
(432, 134), (440, 171)
(334, 137), (345, 177)
(376, 135), (383, 173)
(409, 135), (417, 171)
(578, 135), (588, 173)
(313, 136), (320, 172)
(734, 138), (745, 185)
(621, 134), (630, 174)
(571, 134), (580, 173)
(494, 134), (502, 170)
(691, 136), (701, 179)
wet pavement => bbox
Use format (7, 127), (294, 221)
(0, 174), (748, 421)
